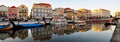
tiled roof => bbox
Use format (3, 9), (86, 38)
(34, 3), (51, 7)
(64, 8), (71, 10)
(10, 6), (16, 8)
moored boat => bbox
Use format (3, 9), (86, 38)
(0, 25), (13, 31)
(51, 17), (67, 24)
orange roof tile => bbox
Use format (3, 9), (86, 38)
(10, 6), (16, 8)
(34, 3), (51, 7)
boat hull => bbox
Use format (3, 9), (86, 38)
(0, 26), (12, 31)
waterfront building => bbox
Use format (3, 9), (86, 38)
(64, 8), (75, 19)
(52, 8), (65, 17)
(78, 8), (92, 20)
(8, 6), (18, 19)
(115, 11), (120, 18)
(0, 5), (8, 18)
(91, 9), (111, 20)
(17, 4), (28, 20)
(52, 8), (67, 24)
(31, 3), (52, 20)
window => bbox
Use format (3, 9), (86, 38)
(42, 9), (44, 12)
(38, 14), (40, 16)
(12, 14), (14, 16)
(9, 14), (11, 16)
(34, 14), (36, 16)
(34, 9), (37, 12)
(19, 15), (21, 17)
(15, 14), (17, 16)
(42, 14), (44, 16)
(25, 10), (26, 12)
(36, 14), (38, 16)
(39, 9), (41, 12)
(45, 14), (47, 16)
(44, 10), (46, 12)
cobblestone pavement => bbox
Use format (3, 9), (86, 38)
(110, 23), (120, 42)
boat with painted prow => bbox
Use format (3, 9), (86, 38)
(0, 24), (13, 31)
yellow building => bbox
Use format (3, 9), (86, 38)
(17, 4), (28, 19)
(115, 11), (120, 18)
(92, 9), (110, 18)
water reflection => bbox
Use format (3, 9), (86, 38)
(0, 29), (28, 40)
(31, 25), (52, 41)
(0, 23), (115, 42)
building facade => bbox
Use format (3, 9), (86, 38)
(0, 5), (8, 18)
(8, 6), (18, 19)
(17, 4), (28, 19)
(52, 8), (65, 17)
(64, 8), (75, 20)
(91, 9), (111, 20)
(115, 11), (120, 18)
(78, 8), (91, 20)
(32, 3), (52, 20)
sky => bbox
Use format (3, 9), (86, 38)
(0, 0), (120, 16)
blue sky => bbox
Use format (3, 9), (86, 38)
(0, 0), (120, 16)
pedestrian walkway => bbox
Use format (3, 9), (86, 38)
(110, 22), (120, 42)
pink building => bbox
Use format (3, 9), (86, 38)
(8, 6), (18, 19)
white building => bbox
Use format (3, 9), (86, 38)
(32, 3), (52, 20)
(0, 5), (8, 18)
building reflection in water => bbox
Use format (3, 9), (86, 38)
(17, 30), (28, 40)
(52, 23), (112, 35)
(52, 24), (67, 36)
(0, 31), (10, 40)
(52, 24), (91, 35)
(91, 23), (112, 32)
(0, 23), (113, 41)
(0, 29), (28, 40)
(31, 25), (53, 41)
(75, 24), (92, 32)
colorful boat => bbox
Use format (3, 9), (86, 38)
(0, 25), (12, 31)
(18, 23), (43, 28)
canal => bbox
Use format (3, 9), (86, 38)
(0, 23), (116, 42)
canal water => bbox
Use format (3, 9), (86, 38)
(0, 23), (116, 42)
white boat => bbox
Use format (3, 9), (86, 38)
(51, 18), (67, 24)
(75, 20), (86, 25)
(75, 20), (86, 23)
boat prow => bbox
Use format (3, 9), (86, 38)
(0, 25), (12, 31)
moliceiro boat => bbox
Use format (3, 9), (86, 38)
(0, 22), (14, 31)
